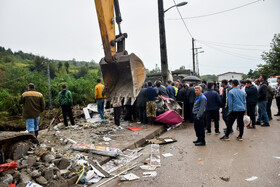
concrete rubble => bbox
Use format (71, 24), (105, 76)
(0, 103), (176, 186)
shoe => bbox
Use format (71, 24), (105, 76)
(269, 117), (273, 121)
(206, 131), (211, 135)
(274, 113), (280, 116)
(215, 131), (220, 135)
(220, 135), (230, 141)
(261, 123), (270, 127)
(193, 139), (199, 143)
(101, 119), (106, 123)
(247, 126), (256, 129)
(195, 142), (206, 146)
(255, 121), (261, 125)
(237, 136), (243, 141)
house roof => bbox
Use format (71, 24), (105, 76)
(217, 72), (244, 77)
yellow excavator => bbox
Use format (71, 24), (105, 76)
(94, 0), (146, 104)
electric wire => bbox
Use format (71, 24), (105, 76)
(198, 40), (267, 51)
(172, 0), (193, 38)
(167, 0), (262, 20)
(196, 39), (269, 47)
(197, 41), (262, 61)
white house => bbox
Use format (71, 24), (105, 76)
(217, 72), (243, 82)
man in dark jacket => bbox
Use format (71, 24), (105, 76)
(221, 80), (231, 129)
(192, 86), (207, 146)
(266, 84), (274, 120)
(136, 84), (147, 124)
(155, 81), (169, 98)
(187, 83), (196, 122)
(245, 80), (258, 129)
(177, 83), (187, 121)
(204, 83), (222, 134)
(274, 77), (280, 116)
(146, 81), (158, 125)
(20, 83), (45, 137)
(58, 84), (75, 127)
(256, 75), (270, 127)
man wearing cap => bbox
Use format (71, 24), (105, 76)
(19, 83), (45, 137)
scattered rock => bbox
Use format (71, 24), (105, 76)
(54, 158), (71, 170)
(0, 174), (13, 184)
(42, 153), (55, 163)
(27, 156), (37, 167)
(31, 170), (41, 178)
(220, 177), (230, 182)
(43, 168), (54, 180)
(36, 176), (48, 185)
(20, 173), (31, 184)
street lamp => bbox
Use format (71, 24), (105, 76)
(158, 1), (188, 84)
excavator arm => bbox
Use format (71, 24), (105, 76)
(94, 0), (146, 104)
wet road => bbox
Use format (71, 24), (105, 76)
(118, 102), (280, 187)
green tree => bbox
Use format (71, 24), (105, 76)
(64, 62), (70, 73)
(259, 34), (280, 76)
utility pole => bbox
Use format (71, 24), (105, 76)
(158, 0), (168, 85)
(47, 62), (52, 109)
(192, 38), (195, 76)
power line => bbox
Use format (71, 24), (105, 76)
(167, 0), (262, 20)
(197, 41), (262, 61)
(197, 39), (269, 47)
(198, 40), (266, 51)
(172, 0), (193, 38)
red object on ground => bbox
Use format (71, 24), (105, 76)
(9, 184), (16, 187)
(0, 162), (18, 172)
(155, 110), (184, 126)
(127, 126), (143, 131)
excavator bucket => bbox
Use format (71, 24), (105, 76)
(100, 53), (146, 104)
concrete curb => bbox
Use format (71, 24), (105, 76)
(99, 125), (166, 165)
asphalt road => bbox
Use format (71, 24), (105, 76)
(117, 101), (280, 187)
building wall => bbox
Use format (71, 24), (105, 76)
(218, 73), (242, 82)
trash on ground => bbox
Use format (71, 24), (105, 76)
(272, 156), (280, 159)
(234, 152), (238, 156)
(220, 177), (230, 182)
(26, 182), (43, 187)
(0, 162), (18, 172)
(198, 158), (204, 165)
(88, 176), (103, 183)
(143, 171), (157, 178)
(162, 153), (173, 158)
(103, 137), (112, 142)
(127, 126), (143, 131)
(139, 165), (157, 171)
(147, 137), (177, 145)
(72, 142), (121, 157)
(150, 144), (161, 167)
(120, 173), (140, 181)
(245, 176), (258, 181)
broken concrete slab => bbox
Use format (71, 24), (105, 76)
(147, 137), (177, 145)
(120, 173), (140, 181)
(143, 171), (157, 178)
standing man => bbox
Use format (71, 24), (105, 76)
(192, 86), (207, 146)
(204, 83), (222, 135)
(256, 75), (270, 127)
(220, 80), (246, 141)
(136, 84), (148, 124)
(146, 81), (158, 125)
(274, 77), (280, 116)
(187, 83), (196, 122)
(166, 80), (176, 100)
(155, 81), (169, 98)
(95, 79), (106, 122)
(221, 80), (231, 133)
(245, 80), (258, 129)
(58, 84), (75, 127)
(266, 83), (274, 120)
(20, 83), (45, 137)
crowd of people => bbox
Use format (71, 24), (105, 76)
(19, 75), (280, 145)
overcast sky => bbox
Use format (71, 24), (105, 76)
(0, 0), (279, 75)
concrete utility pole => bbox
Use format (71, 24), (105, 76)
(192, 38), (195, 76)
(158, 0), (168, 85)
(47, 62), (52, 109)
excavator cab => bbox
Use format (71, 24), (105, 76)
(95, 0), (146, 104)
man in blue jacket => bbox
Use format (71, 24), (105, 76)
(220, 80), (246, 141)
(192, 86), (207, 146)
(204, 82), (222, 134)
(166, 80), (176, 100)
